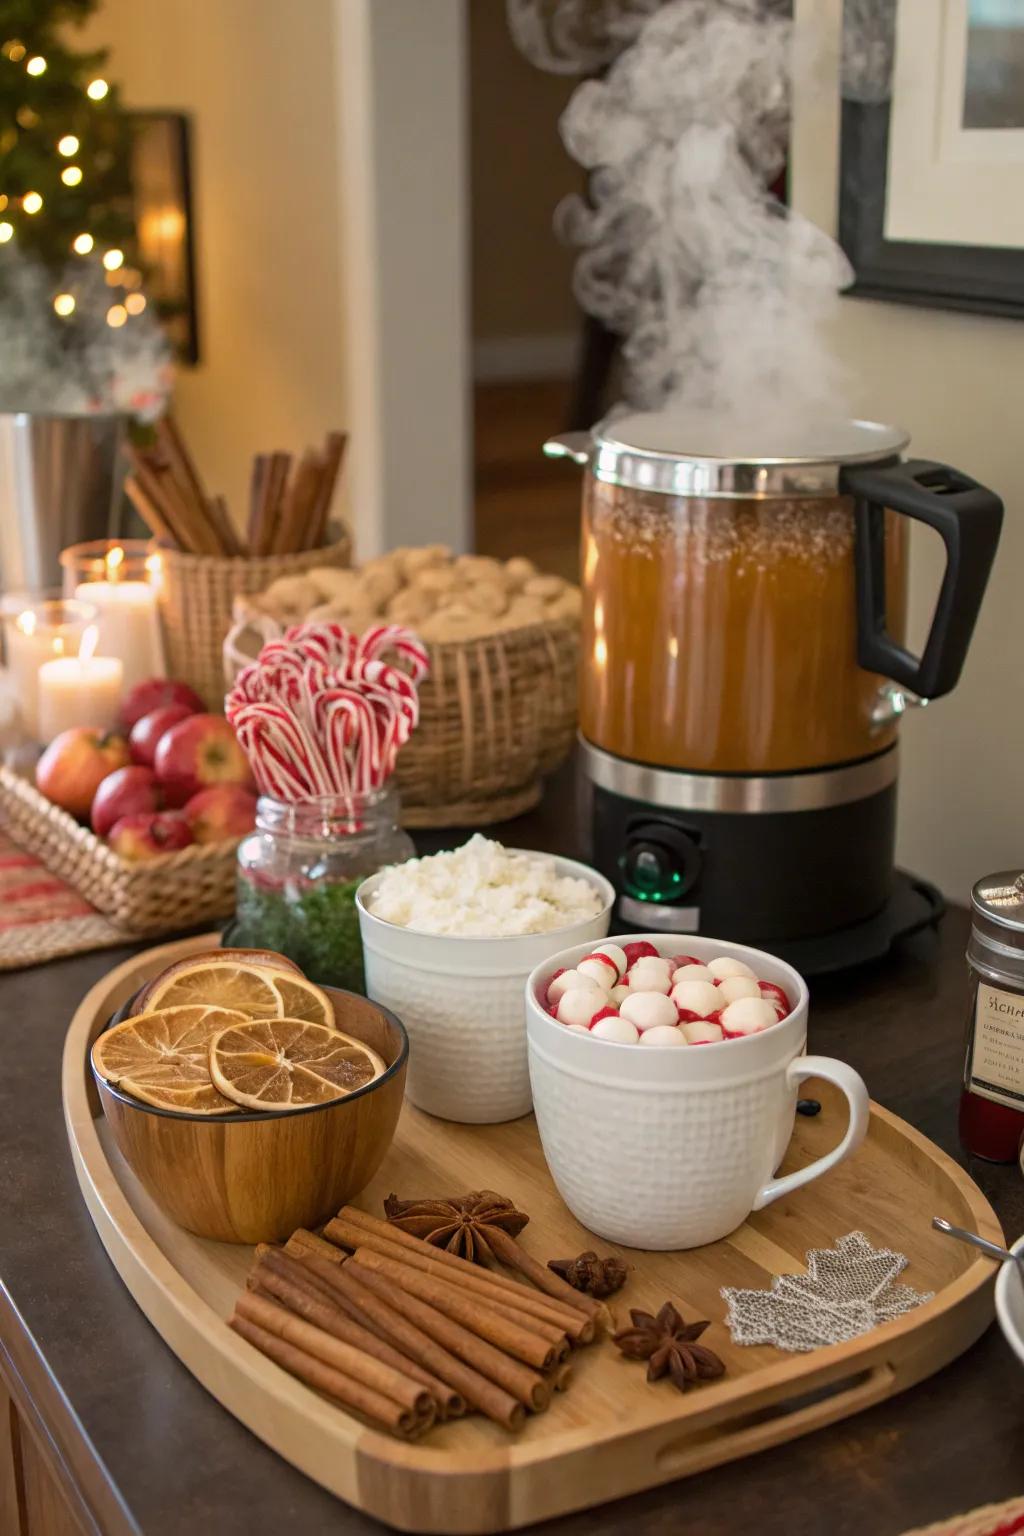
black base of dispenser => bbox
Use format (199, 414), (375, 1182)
(587, 756), (945, 975)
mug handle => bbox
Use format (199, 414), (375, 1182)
(751, 1056), (870, 1212)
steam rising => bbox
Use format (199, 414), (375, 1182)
(555, 0), (853, 418)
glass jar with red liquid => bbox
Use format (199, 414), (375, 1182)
(958, 871), (1024, 1163)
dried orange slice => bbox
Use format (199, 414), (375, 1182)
(142, 962), (282, 1018)
(91, 1006), (249, 1114)
(270, 972), (332, 1027)
(131, 948), (299, 1016)
(208, 1018), (386, 1112)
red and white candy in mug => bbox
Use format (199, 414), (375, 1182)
(541, 939), (791, 1046)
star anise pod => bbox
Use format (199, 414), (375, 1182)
(383, 1190), (529, 1263)
(613, 1302), (726, 1393)
(548, 1250), (628, 1298)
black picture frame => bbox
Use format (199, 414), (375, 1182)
(838, 42), (1024, 320)
(129, 111), (200, 364)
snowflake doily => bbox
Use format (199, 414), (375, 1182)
(721, 1231), (934, 1353)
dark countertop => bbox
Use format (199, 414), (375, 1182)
(1, 760), (1022, 1535)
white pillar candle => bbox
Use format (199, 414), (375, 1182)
(37, 651), (124, 741)
(5, 615), (59, 740)
(72, 579), (165, 695)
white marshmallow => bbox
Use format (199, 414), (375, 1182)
(638, 1024), (687, 1047)
(609, 984), (630, 1007)
(720, 996), (778, 1036)
(670, 978), (721, 1019)
(626, 958), (672, 995)
(547, 968), (601, 1005)
(707, 956), (757, 981)
(717, 975), (761, 1004)
(576, 956), (617, 991)
(671, 962), (714, 985)
(619, 991), (678, 1031)
(592, 942), (627, 979)
(591, 1014), (639, 1044)
(682, 1020), (724, 1044)
(556, 988), (607, 1028)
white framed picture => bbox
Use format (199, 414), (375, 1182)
(885, 0), (1024, 250)
(837, 0), (1024, 318)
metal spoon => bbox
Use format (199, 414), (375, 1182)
(932, 1217), (1024, 1273)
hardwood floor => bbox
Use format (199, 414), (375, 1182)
(473, 380), (582, 582)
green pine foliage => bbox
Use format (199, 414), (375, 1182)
(0, 0), (136, 269)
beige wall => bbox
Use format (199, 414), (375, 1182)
(793, 4), (1023, 904)
(468, 0), (582, 347)
(79, 0), (347, 526)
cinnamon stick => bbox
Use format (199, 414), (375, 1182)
(328, 1210), (598, 1336)
(124, 475), (175, 547)
(307, 430), (347, 550)
(256, 1247), (461, 1416)
(235, 1290), (434, 1428)
(323, 1218), (587, 1341)
(347, 1258), (550, 1413)
(282, 1230), (344, 1265)
(248, 1255), (436, 1417)
(477, 1225), (608, 1325)
(272, 448), (320, 555)
(258, 451), (290, 556)
(289, 1248), (524, 1430)
(230, 1308), (426, 1438)
(248, 454), (269, 554)
(351, 1246), (557, 1370)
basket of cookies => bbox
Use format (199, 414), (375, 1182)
(224, 547), (580, 828)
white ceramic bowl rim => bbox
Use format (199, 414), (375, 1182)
(355, 850), (615, 945)
(995, 1233), (1024, 1368)
(526, 933), (810, 1053)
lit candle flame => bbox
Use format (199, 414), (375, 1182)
(53, 635), (65, 657)
(79, 625), (99, 665)
(144, 551), (163, 580)
(16, 609), (36, 636)
(105, 545), (125, 581)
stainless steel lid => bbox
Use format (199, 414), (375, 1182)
(545, 408), (910, 498)
(968, 870), (1024, 977)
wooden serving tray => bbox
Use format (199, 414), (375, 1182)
(64, 937), (1002, 1535)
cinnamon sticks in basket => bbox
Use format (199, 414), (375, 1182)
(126, 417), (348, 558)
(228, 1203), (603, 1441)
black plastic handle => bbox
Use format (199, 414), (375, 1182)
(841, 458), (1003, 700)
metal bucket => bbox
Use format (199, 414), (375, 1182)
(0, 413), (126, 592)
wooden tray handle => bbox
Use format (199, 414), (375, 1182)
(654, 1362), (897, 1476)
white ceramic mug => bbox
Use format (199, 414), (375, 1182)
(525, 934), (870, 1249)
(356, 857), (614, 1123)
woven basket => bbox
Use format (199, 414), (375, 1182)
(224, 616), (579, 828)
(159, 532), (352, 710)
(0, 767), (238, 935)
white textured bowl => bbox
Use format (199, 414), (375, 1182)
(526, 933), (869, 1249)
(356, 853), (613, 1123)
(995, 1234), (1024, 1367)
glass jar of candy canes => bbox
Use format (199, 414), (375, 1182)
(231, 788), (415, 993)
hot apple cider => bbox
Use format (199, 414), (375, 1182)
(580, 478), (908, 774)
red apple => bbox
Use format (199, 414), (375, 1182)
(129, 703), (195, 767)
(108, 810), (194, 862)
(154, 713), (254, 807)
(183, 784), (257, 844)
(36, 729), (131, 819)
(119, 677), (204, 732)
(91, 766), (162, 837)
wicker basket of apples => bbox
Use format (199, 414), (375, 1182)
(0, 677), (256, 936)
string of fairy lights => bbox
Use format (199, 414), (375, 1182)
(0, 36), (146, 328)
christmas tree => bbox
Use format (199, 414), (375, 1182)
(0, 0), (137, 278)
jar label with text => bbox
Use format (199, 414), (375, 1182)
(967, 982), (1024, 1109)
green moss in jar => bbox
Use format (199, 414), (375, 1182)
(231, 789), (414, 992)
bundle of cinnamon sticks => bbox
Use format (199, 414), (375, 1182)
(125, 417), (347, 559)
(230, 1205), (605, 1440)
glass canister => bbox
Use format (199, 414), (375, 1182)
(959, 871), (1024, 1164)
(232, 789), (415, 992)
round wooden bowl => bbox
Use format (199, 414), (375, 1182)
(91, 987), (407, 1244)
